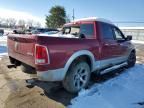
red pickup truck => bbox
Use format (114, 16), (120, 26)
(7, 18), (136, 93)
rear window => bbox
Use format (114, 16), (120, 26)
(80, 24), (94, 37)
(63, 26), (80, 35)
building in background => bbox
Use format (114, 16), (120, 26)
(120, 27), (144, 41)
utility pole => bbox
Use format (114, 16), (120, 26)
(72, 8), (75, 21)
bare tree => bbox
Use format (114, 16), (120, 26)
(0, 18), (7, 27)
(27, 19), (34, 27)
(0, 17), (2, 23)
(35, 22), (41, 27)
(66, 14), (71, 23)
(18, 20), (25, 29)
(6, 18), (16, 28)
(6, 18), (10, 27)
(1, 18), (9, 28)
(0, 17), (2, 26)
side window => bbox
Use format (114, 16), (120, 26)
(63, 27), (70, 34)
(80, 24), (94, 37)
(113, 27), (125, 40)
(100, 22), (114, 39)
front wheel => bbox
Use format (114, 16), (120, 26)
(63, 61), (90, 93)
(127, 51), (136, 67)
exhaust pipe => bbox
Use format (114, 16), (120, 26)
(7, 64), (17, 69)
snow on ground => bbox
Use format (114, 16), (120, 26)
(0, 36), (7, 60)
(0, 36), (7, 42)
(132, 40), (144, 44)
(0, 53), (8, 60)
(69, 64), (144, 108)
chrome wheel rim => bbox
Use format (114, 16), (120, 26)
(73, 66), (88, 90)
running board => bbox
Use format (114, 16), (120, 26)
(100, 62), (127, 75)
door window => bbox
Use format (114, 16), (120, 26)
(99, 22), (114, 39)
(113, 27), (126, 41)
(80, 24), (94, 37)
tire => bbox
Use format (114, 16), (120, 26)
(21, 63), (36, 74)
(127, 51), (136, 67)
(63, 60), (91, 93)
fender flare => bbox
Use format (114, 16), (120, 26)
(63, 50), (96, 78)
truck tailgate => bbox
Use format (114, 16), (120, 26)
(8, 34), (36, 67)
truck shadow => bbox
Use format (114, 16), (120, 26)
(27, 67), (126, 106)
(27, 80), (77, 106)
(44, 87), (77, 106)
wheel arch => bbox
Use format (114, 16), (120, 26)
(128, 49), (136, 57)
(63, 50), (95, 78)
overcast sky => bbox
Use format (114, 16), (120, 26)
(0, 0), (144, 26)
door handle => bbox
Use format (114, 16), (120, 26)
(104, 43), (109, 46)
(110, 43), (117, 46)
(104, 43), (118, 46)
(116, 42), (125, 46)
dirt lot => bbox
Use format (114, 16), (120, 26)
(0, 57), (65, 108)
(0, 43), (143, 108)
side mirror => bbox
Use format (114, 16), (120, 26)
(126, 35), (132, 41)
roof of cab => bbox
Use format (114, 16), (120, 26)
(64, 17), (114, 26)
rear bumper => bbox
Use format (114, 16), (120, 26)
(37, 68), (66, 81)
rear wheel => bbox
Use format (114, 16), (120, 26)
(63, 61), (90, 93)
(127, 51), (136, 67)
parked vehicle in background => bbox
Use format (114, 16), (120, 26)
(7, 17), (136, 93)
(43, 31), (59, 35)
(31, 28), (59, 34)
(37, 30), (59, 36)
(13, 29), (25, 34)
(12, 28), (59, 35)
(0, 29), (4, 36)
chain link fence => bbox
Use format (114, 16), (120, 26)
(121, 28), (144, 41)
(115, 22), (144, 41)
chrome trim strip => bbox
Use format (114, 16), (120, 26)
(94, 56), (128, 70)
(100, 62), (127, 75)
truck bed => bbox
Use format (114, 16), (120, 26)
(8, 34), (36, 67)
(7, 34), (99, 71)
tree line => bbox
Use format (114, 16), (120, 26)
(0, 5), (71, 29)
(0, 17), (41, 28)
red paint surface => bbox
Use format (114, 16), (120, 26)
(8, 21), (132, 71)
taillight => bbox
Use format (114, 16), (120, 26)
(35, 44), (49, 65)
